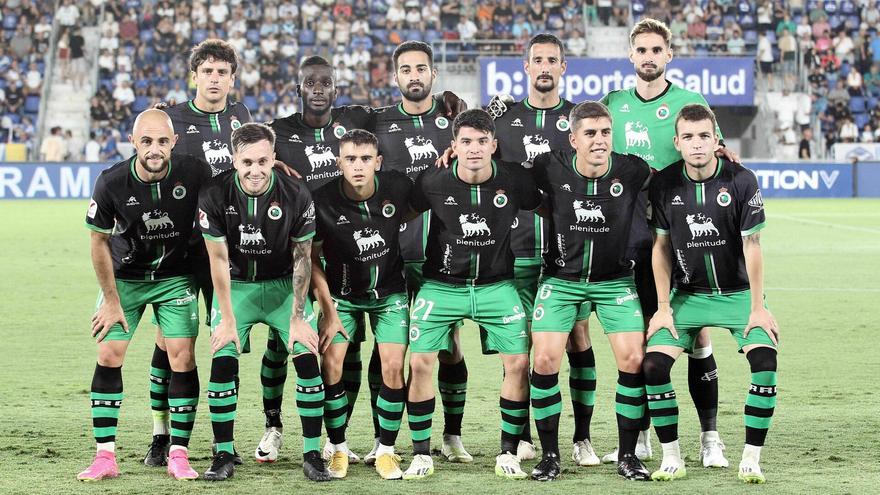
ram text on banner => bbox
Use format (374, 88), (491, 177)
(0, 163), (111, 199)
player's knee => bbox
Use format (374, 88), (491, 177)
(532, 351), (560, 375)
(618, 348), (645, 374)
(210, 355), (239, 382)
(642, 351), (675, 383)
(504, 354), (530, 378)
(694, 329), (712, 347)
(746, 346), (777, 373)
(409, 353), (435, 378)
(97, 343), (126, 367)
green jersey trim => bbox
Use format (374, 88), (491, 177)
(292, 231), (316, 242)
(654, 228), (670, 235)
(234, 170), (277, 197)
(570, 154), (612, 180)
(451, 159), (498, 184)
(523, 98), (565, 111)
(682, 158), (724, 184)
(203, 233), (226, 242)
(85, 222), (113, 234)
(129, 156), (172, 185)
(741, 222), (766, 237)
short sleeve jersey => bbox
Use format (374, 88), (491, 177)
(270, 105), (374, 190)
(198, 170), (316, 281)
(373, 98), (453, 262)
(411, 160), (541, 286)
(164, 100), (252, 177)
(313, 172), (412, 299)
(649, 159), (766, 294)
(493, 98), (576, 259)
(85, 154), (212, 280)
(533, 150), (651, 282)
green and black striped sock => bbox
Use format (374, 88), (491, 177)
(168, 368), (199, 448)
(616, 370), (646, 456)
(438, 358), (467, 436)
(149, 345), (170, 434)
(644, 352), (678, 444)
(745, 347), (778, 447)
(407, 398), (435, 455)
(91, 364), (123, 446)
(261, 331), (288, 428)
(367, 345), (382, 438)
(208, 356), (238, 454)
(500, 397), (529, 454)
(568, 348), (596, 442)
(377, 383), (406, 447)
(323, 380), (348, 445)
(294, 354), (324, 453)
(531, 372), (562, 457)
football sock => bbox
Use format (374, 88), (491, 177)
(208, 356), (238, 455)
(377, 383), (406, 447)
(168, 368), (199, 448)
(343, 342), (364, 421)
(744, 347), (778, 447)
(438, 357), (467, 436)
(408, 398), (435, 455)
(688, 345), (719, 432)
(530, 371), (562, 457)
(261, 331), (288, 428)
(367, 344), (382, 437)
(644, 352), (678, 444)
(149, 345), (171, 435)
(616, 370), (647, 456)
(500, 397), (529, 454)
(323, 380), (348, 445)
(293, 354), (324, 454)
(91, 364), (123, 447)
(568, 348), (597, 442)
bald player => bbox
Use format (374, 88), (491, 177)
(79, 109), (213, 481)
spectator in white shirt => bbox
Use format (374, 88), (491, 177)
(56, 0), (80, 27)
(85, 132), (102, 162)
(113, 81), (135, 106)
(165, 82), (188, 105)
(208, 0), (230, 28)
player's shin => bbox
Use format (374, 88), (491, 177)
(567, 348), (597, 443)
(530, 372), (562, 458)
(438, 357), (468, 437)
(644, 352), (679, 444)
(616, 370), (646, 457)
(91, 364), (124, 452)
(168, 368), (199, 449)
(688, 341), (719, 432)
(261, 332), (288, 428)
(744, 347), (777, 448)
(149, 344), (171, 435)
(208, 356), (239, 455)
(293, 354), (325, 454)
(343, 342), (364, 422)
(366, 344), (381, 436)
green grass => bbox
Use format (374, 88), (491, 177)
(1, 199), (879, 494)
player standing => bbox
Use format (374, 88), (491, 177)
(198, 123), (329, 481)
(402, 109), (541, 480)
(79, 109), (210, 481)
(645, 104), (778, 483)
(527, 102), (652, 481)
(311, 130), (413, 479)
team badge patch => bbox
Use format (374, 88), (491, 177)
(656, 104), (670, 120)
(198, 209), (209, 229)
(87, 199), (98, 219)
(172, 183), (187, 199)
(435, 116), (449, 129)
(333, 124), (347, 139)
(303, 201), (316, 222)
(493, 189), (508, 208)
(409, 326), (420, 341)
(533, 304), (545, 321)
(268, 202), (283, 220)
(382, 201), (396, 218)
(610, 180), (624, 197)
(716, 187), (732, 207)
(230, 116), (242, 130)
(556, 117), (570, 132)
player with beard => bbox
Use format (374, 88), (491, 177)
(599, 18), (739, 467)
(371, 41), (473, 465)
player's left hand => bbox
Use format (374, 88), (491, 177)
(435, 146), (455, 168)
(274, 159), (301, 179)
(441, 90), (467, 118)
(744, 307), (779, 345)
(152, 101), (169, 110)
(91, 300), (128, 342)
(291, 317), (319, 355)
(715, 146), (741, 164)
(318, 314), (349, 354)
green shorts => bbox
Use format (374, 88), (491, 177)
(331, 293), (409, 345)
(97, 276), (199, 341)
(532, 276), (645, 334)
(647, 290), (776, 352)
(210, 277), (318, 358)
(409, 280), (528, 355)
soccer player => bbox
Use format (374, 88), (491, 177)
(310, 129), (413, 480)
(373, 40), (472, 464)
(528, 101), (652, 481)
(143, 39), (253, 467)
(403, 109), (541, 480)
(198, 123), (329, 482)
(79, 109), (210, 481)
(599, 18), (739, 465)
(645, 104), (778, 483)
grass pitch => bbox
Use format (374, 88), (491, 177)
(1, 198), (878, 494)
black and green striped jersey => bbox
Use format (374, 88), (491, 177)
(374, 98), (452, 263)
(85, 154), (212, 280)
(649, 159), (766, 295)
(198, 170), (316, 281)
(411, 160), (541, 286)
(533, 150), (651, 282)
(270, 106), (374, 190)
(164, 100), (252, 177)
(493, 98), (576, 260)
(313, 172), (412, 299)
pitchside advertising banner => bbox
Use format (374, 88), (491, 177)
(0, 161), (870, 199)
(480, 57), (754, 106)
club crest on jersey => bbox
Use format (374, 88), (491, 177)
(382, 201), (396, 218)
(405, 136), (438, 164)
(238, 224), (266, 245)
(268, 202), (283, 220)
(656, 104), (671, 120)
(186, 125), (199, 134)
(510, 118), (523, 127)
(172, 183), (187, 200)
(493, 189), (508, 208)
(354, 228), (386, 254)
(333, 124), (347, 139)
(556, 116), (570, 132)
(610, 180), (624, 197)
(230, 116), (242, 130)
(388, 123), (402, 133)
(459, 213), (490, 237)
(288, 134), (303, 143)
(686, 213), (719, 239)
(305, 145), (335, 171)
(523, 135), (551, 161)
(203, 139), (232, 165)
(716, 187), (731, 207)
(573, 200), (605, 223)
(143, 210), (174, 231)
(624, 121), (651, 148)
(435, 116), (449, 129)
